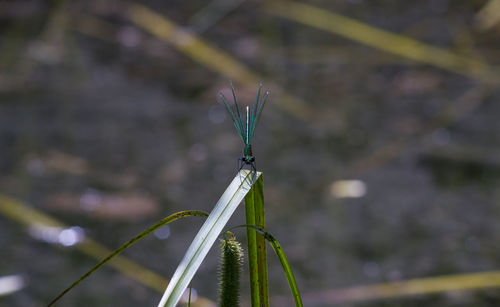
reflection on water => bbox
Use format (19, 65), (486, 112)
(330, 180), (366, 198)
(154, 225), (171, 240)
(0, 275), (25, 297)
(28, 225), (86, 247)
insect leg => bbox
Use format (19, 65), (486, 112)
(237, 158), (246, 182)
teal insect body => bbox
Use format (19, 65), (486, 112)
(243, 144), (254, 164)
(219, 82), (269, 171)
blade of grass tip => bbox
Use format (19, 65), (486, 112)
(158, 170), (261, 307)
(48, 210), (208, 307)
(230, 225), (304, 307)
(245, 173), (269, 307)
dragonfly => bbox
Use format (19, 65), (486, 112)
(219, 82), (269, 173)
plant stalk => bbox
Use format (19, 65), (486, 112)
(245, 174), (269, 307)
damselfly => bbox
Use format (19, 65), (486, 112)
(219, 82), (269, 172)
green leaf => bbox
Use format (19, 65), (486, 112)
(244, 173), (268, 307)
(48, 210), (208, 306)
(231, 225), (304, 307)
(158, 170), (261, 307)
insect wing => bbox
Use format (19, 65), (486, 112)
(230, 81), (246, 139)
(250, 82), (263, 138)
(219, 93), (245, 143)
(249, 90), (269, 142)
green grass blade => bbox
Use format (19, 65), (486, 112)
(231, 225), (304, 307)
(244, 174), (269, 307)
(48, 210), (209, 307)
(244, 182), (259, 307)
(158, 170), (261, 307)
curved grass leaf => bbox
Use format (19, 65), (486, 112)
(158, 170), (260, 307)
(48, 210), (208, 306)
(230, 225), (303, 307)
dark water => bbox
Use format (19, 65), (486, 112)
(1, 1), (500, 306)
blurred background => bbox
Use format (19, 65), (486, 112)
(1, 0), (500, 306)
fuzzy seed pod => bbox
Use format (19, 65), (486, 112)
(218, 232), (243, 307)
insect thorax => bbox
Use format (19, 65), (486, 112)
(243, 144), (253, 156)
(242, 144), (255, 163)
